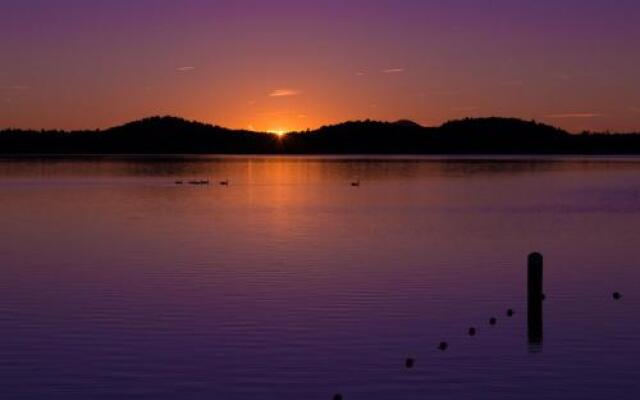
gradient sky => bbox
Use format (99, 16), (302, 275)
(2, 0), (640, 132)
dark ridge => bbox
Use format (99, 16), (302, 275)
(2, 115), (640, 154)
(102, 116), (279, 154)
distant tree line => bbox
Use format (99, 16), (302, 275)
(2, 116), (640, 154)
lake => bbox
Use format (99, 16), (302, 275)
(0, 156), (639, 399)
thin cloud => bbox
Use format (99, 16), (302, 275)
(452, 106), (479, 112)
(382, 68), (405, 74)
(546, 113), (604, 119)
(256, 110), (295, 117)
(500, 80), (524, 87)
(556, 72), (593, 81)
(557, 73), (573, 81)
(355, 72), (365, 77)
(269, 89), (300, 97)
(630, 106), (640, 113)
(177, 66), (196, 72)
(430, 89), (459, 97)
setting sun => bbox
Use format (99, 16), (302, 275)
(268, 129), (288, 138)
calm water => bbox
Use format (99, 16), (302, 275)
(0, 156), (639, 400)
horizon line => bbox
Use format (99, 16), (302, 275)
(2, 115), (639, 135)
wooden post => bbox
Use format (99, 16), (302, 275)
(528, 253), (543, 345)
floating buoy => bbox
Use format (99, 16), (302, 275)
(438, 342), (448, 351)
(405, 358), (415, 369)
(507, 309), (515, 317)
(468, 327), (477, 336)
(613, 292), (622, 300)
(489, 317), (497, 326)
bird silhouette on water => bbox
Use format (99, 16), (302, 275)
(507, 309), (515, 317)
(489, 317), (497, 326)
(405, 358), (415, 369)
(438, 342), (449, 351)
(613, 292), (622, 300)
(333, 394), (343, 400)
(468, 327), (477, 336)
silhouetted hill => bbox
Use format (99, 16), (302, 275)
(2, 116), (640, 154)
(440, 117), (565, 139)
(0, 116), (280, 154)
(282, 120), (433, 154)
(102, 116), (280, 153)
(433, 117), (568, 153)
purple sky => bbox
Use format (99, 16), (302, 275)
(2, 0), (640, 132)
